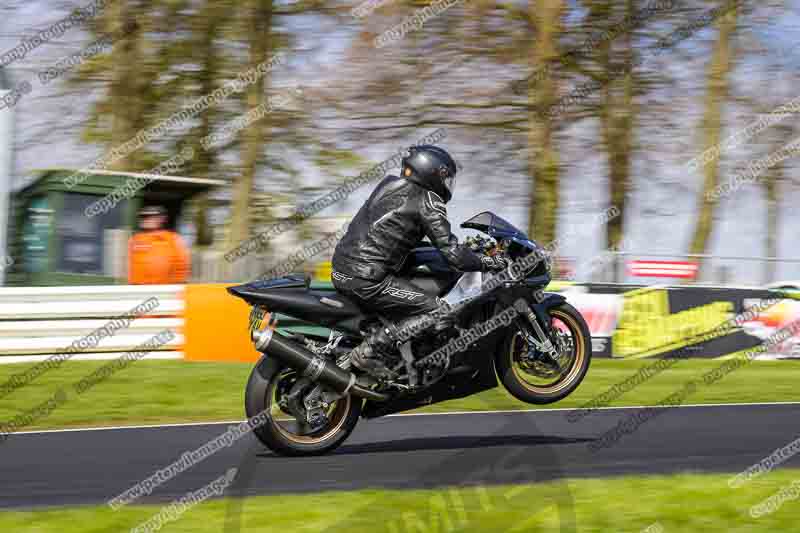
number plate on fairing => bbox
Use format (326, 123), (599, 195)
(248, 306), (268, 336)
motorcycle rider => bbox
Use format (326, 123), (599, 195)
(331, 145), (510, 379)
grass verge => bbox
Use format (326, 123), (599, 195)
(0, 358), (797, 432)
(1, 469), (798, 532)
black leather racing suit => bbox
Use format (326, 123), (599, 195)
(331, 174), (484, 317)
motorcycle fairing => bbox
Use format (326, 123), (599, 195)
(360, 320), (503, 418)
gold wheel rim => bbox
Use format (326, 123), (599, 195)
(267, 370), (351, 445)
(510, 309), (586, 394)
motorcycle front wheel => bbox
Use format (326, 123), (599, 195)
(496, 302), (592, 405)
(245, 355), (362, 456)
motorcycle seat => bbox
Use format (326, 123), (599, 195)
(228, 278), (364, 324)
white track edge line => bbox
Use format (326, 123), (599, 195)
(8, 400), (800, 437)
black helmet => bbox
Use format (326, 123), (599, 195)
(401, 145), (458, 202)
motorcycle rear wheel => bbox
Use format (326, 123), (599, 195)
(496, 302), (591, 405)
(245, 355), (362, 456)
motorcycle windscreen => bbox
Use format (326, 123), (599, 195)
(461, 211), (526, 240)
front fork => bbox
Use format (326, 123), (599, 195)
(518, 305), (558, 357)
(500, 290), (566, 359)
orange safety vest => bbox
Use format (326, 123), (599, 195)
(128, 230), (191, 284)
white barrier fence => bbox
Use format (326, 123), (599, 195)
(0, 285), (185, 361)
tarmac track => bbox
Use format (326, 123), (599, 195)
(1, 403), (799, 509)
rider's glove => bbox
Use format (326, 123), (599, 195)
(481, 255), (512, 272)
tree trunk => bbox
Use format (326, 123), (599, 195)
(527, 0), (563, 245)
(228, 0), (273, 250)
(688, 6), (737, 267)
(763, 157), (781, 284)
(108, 0), (146, 171)
(604, 0), (634, 252)
(190, 3), (223, 247)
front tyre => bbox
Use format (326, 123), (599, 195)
(496, 302), (591, 405)
(245, 355), (362, 457)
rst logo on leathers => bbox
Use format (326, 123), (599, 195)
(332, 271), (353, 283)
(381, 286), (424, 301)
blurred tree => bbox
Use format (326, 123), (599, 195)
(186, 1), (227, 247)
(687, 3), (738, 266)
(325, 3), (538, 236)
(106, 0), (149, 171)
(762, 153), (782, 283)
(572, 0), (696, 253)
(528, 0), (564, 245)
(597, 0), (635, 252)
(733, 0), (797, 283)
(328, 1), (562, 242)
(68, 0), (184, 171)
(759, 121), (795, 283)
(227, 0), (273, 251)
(65, 0), (322, 256)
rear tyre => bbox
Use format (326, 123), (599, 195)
(496, 302), (591, 404)
(245, 355), (362, 456)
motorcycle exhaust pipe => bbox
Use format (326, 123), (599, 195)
(252, 328), (389, 401)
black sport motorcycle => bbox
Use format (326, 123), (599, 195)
(228, 212), (591, 456)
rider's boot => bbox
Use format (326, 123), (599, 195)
(350, 309), (455, 380)
(349, 326), (397, 381)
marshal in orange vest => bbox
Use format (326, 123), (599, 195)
(128, 230), (190, 284)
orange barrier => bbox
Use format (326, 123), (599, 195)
(183, 284), (261, 363)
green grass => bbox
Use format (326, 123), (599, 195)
(0, 358), (797, 432)
(2, 469), (799, 532)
